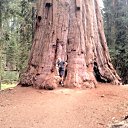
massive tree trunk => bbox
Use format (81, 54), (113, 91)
(20, 0), (121, 89)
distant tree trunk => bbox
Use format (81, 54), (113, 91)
(20, 0), (121, 89)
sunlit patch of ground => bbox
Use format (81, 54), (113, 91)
(0, 83), (17, 90)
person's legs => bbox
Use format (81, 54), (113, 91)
(59, 69), (64, 86)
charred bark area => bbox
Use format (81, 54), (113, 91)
(19, 0), (121, 90)
(93, 62), (111, 83)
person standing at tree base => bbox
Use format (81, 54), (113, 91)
(56, 58), (67, 86)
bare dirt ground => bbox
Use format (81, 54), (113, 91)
(0, 83), (128, 128)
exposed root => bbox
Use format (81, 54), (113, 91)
(19, 73), (34, 87)
(33, 74), (61, 90)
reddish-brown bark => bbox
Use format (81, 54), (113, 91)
(20, 0), (121, 89)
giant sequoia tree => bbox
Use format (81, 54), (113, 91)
(20, 0), (121, 89)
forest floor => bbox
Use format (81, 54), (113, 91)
(0, 83), (128, 128)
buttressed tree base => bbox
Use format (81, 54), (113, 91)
(20, 0), (121, 90)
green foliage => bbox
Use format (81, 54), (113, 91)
(103, 0), (128, 84)
(2, 71), (19, 83)
(0, 0), (35, 83)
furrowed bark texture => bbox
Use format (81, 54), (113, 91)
(20, 0), (121, 89)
